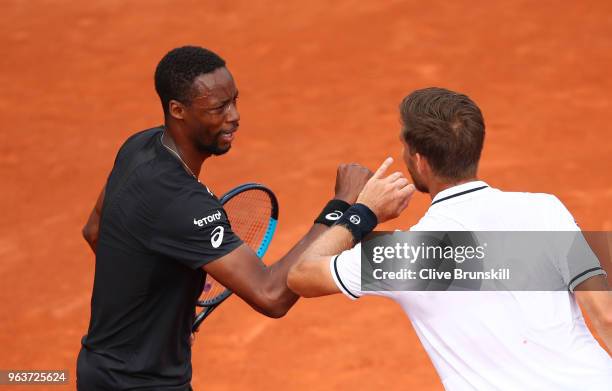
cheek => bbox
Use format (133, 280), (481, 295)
(201, 116), (224, 131)
(406, 155), (418, 175)
(192, 115), (222, 135)
(183, 111), (202, 129)
(402, 147), (410, 166)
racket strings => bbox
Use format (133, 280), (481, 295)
(198, 189), (274, 305)
(225, 191), (272, 244)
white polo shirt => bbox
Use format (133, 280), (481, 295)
(330, 181), (612, 391)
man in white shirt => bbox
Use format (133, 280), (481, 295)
(287, 87), (612, 390)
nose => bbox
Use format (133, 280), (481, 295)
(226, 100), (240, 123)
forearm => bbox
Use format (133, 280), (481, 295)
(264, 224), (329, 311)
(288, 225), (355, 297)
(206, 163), (376, 315)
(304, 225), (354, 260)
(264, 194), (366, 309)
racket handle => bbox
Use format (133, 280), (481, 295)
(192, 293), (233, 332)
(192, 306), (215, 332)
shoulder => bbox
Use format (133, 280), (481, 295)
(159, 182), (223, 219)
(411, 188), (577, 231)
(117, 126), (163, 154)
(497, 191), (575, 224)
(485, 190), (579, 230)
(149, 182), (227, 237)
(125, 126), (164, 145)
(110, 126), (164, 170)
(178, 182), (222, 210)
(410, 210), (468, 231)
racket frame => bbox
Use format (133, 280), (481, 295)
(192, 183), (279, 332)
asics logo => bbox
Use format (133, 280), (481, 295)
(349, 215), (361, 225)
(194, 210), (222, 227)
(211, 226), (224, 248)
(325, 210), (344, 221)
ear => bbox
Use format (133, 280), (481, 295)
(168, 99), (186, 120)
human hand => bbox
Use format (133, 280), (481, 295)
(334, 163), (373, 204)
(356, 157), (415, 223)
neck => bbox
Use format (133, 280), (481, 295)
(162, 123), (210, 178)
(428, 177), (478, 200)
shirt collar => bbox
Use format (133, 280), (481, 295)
(430, 180), (490, 206)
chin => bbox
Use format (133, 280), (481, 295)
(198, 142), (231, 156)
(211, 145), (231, 156)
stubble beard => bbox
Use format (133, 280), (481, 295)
(197, 133), (231, 156)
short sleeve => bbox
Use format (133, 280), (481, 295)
(149, 189), (242, 269)
(330, 243), (393, 300)
(548, 196), (607, 291)
(565, 233), (607, 292)
(330, 244), (363, 300)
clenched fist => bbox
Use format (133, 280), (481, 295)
(334, 163), (373, 204)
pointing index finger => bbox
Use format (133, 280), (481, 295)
(373, 157), (394, 179)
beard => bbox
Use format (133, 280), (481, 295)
(406, 160), (429, 193)
(412, 177), (429, 193)
(196, 132), (231, 156)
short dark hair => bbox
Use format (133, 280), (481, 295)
(400, 87), (485, 180)
(154, 46), (226, 115)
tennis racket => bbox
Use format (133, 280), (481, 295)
(192, 183), (279, 332)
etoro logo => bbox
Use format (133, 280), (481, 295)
(193, 210), (222, 227)
(211, 226), (224, 248)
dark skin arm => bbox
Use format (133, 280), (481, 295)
(203, 227), (325, 318)
(288, 157), (415, 298)
(82, 186), (105, 254)
(203, 163), (372, 318)
(81, 164), (373, 318)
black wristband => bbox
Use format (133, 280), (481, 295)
(333, 203), (378, 243)
(314, 199), (351, 226)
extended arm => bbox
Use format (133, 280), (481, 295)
(204, 225), (326, 318)
(288, 157), (415, 298)
(204, 163), (373, 318)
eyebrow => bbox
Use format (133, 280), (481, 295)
(207, 90), (239, 108)
(223, 90), (239, 103)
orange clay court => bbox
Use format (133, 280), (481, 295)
(1, 1), (611, 390)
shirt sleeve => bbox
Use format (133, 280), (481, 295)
(548, 196), (607, 291)
(330, 244), (363, 300)
(329, 243), (394, 300)
(149, 189), (242, 269)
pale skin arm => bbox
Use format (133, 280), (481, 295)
(288, 157), (416, 298)
(574, 275), (612, 354)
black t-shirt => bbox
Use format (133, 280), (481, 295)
(77, 127), (242, 390)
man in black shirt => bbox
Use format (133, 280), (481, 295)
(77, 46), (376, 390)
